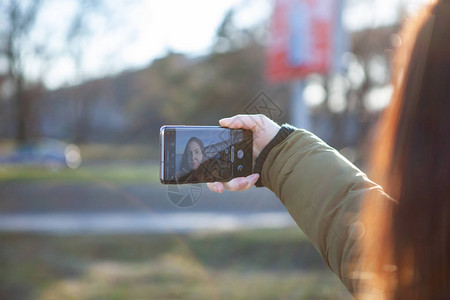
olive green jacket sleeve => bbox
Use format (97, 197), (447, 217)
(260, 129), (386, 294)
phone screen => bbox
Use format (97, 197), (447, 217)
(160, 126), (252, 184)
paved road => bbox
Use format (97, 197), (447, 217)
(0, 182), (286, 213)
(0, 182), (295, 233)
(0, 211), (296, 233)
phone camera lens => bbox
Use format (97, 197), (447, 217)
(237, 165), (243, 172)
(237, 149), (244, 159)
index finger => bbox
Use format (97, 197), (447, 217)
(219, 115), (263, 130)
(221, 173), (260, 192)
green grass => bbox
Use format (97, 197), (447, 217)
(77, 144), (159, 162)
(0, 142), (161, 184)
(0, 229), (352, 300)
(0, 141), (159, 162)
(0, 163), (160, 184)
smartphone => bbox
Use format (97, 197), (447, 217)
(160, 126), (253, 184)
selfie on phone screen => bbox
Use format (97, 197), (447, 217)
(160, 126), (252, 184)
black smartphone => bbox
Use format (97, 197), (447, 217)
(160, 126), (253, 184)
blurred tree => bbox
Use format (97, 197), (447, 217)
(0, 0), (111, 145)
(0, 0), (43, 144)
(213, 7), (263, 53)
(64, 0), (113, 144)
(31, 0), (401, 158)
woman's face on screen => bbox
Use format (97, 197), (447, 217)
(188, 141), (203, 170)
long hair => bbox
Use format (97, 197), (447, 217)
(179, 137), (206, 173)
(361, 0), (450, 298)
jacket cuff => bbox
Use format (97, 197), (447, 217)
(254, 124), (296, 187)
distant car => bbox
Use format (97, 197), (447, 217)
(0, 138), (82, 169)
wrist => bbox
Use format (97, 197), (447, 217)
(254, 120), (281, 157)
(253, 124), (296, 187)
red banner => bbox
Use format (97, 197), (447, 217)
(266, 0), (338, 81)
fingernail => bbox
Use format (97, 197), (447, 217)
(219, 117), (230, 124)
(215, 185), (221, 193)
(249, 173), (260, 181)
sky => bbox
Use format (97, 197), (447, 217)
(23, 0), (430, 89)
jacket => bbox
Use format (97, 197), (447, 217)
(259, 128), (390, 295)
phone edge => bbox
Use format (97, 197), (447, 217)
(159, 126), (166, 184)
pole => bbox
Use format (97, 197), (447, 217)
(291, 80), (310, 130)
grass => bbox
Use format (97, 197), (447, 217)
(0, 229), (352, 300)
(0, 163), (160, 184)
(0, 141), (159, 162)
(0, 142), (161, 184)
(77, 144), (159, 162)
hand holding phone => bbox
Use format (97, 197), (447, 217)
(160, 125), (253, 184)
(207, 114), (281, 193)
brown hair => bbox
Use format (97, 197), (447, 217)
(180, 137), (206, 173)
(361, 0), (450, 298)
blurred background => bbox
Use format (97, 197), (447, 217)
(0, 0), (428, 299)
